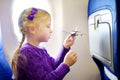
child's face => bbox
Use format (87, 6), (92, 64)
(35, 17), (52, 42)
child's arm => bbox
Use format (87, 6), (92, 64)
(43, 46), (70, 69)
(48, 35), (76, 68)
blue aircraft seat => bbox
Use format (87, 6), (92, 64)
(88, 0), (120, 80)
(0, 28), (12, 80)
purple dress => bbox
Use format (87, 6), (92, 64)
(17, 43), (70, 80)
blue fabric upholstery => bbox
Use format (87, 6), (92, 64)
(88, 0), (120, 79)
(0, 32), (12, 80)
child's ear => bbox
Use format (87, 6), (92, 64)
(27, 25), (36, 34)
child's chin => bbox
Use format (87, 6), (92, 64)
(44, 39), (49, 42)
(44, 37), (50, 42)
(45, 40), (48, 42)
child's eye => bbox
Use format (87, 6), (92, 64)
(47, 26), (50, 28)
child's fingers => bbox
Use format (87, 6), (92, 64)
(70, 51), (77, 61)
(69, 36), (76, 41)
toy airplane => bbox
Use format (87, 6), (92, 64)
(63, 27), (86, 36)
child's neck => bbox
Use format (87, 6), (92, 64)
(27, 38), (40, 47)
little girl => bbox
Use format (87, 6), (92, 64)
(12, 7), (77, 80)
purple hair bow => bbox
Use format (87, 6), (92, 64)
(27, 8), (38, 20)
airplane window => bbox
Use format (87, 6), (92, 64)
(12, 0), (51, 41)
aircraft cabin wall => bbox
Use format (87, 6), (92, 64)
(0, 0), (100, 80)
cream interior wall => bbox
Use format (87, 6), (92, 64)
(0, 0), (18, 64)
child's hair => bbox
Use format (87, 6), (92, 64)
(11, 7), (50, 79)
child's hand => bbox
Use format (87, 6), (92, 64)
(64, 51), (77, 67)
(63, 35), (76, 48)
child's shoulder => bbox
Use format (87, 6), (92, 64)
(19, 43), (45, 55)
(20, 43), (33, 51)
(19, 43), (37, 54)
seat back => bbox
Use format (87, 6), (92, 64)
(0, 25), (12, 80)
(88, 0), (120, 79)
